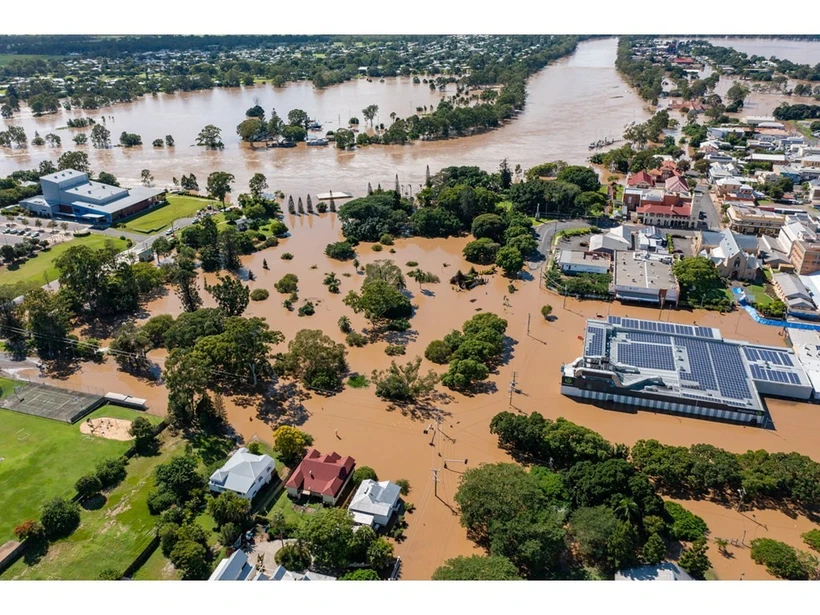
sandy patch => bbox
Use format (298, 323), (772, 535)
(80, 418), (134, 441)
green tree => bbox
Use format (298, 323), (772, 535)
(556, 165), (601, 192)
(367, 537), (394, 569)
(170, 540), (210, 579)
(363, 260), (406, 289)
(569, 505), (620, 564)
(471, 213), (506, 242)
(362, 104), (379, 126)
(274, 329), (348, 390)
(664, 501), (708, 542)
(97, 171), (119, 186)
(344, 279), (411, 331)
(95, 457), (127, 489)
(248, 173), (268, 198)
(40, 497), (81, 540)
(206, 171), (235, 205)
(207, 491), (251, 527)
(272, 425), (314, 466)
(424, 339), (453, 364)
(495, 246), (524, 277)
(109, 322), (152, 374)
(678, 536), (712, 580)
(299, 507), (356, 571)
(24, 288), (72, 359)
(154, 456), (206, 501)
(463, 238), (501, 265)
(129, 416), (158, 454)
(642, 533), (667, 565)
(372, 357), (439, 402)
(441, 358), (490, 390)
(75, 474), (103, 499)
(57, 150), (91, 173)
(90, 124), (111, 148)
(196, 124), (224, 149)
(325, 241), (356, 260)
(170, 264), (202, 313)
(340, 569), (380, 580)
(432, 555), (522, 580)
(205, 274), (250, 317)
(352, 466), (378, 486)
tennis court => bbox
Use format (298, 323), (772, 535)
(0, 380), (104, 424)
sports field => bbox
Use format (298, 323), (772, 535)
(0, 404), (157, 543)
(2, 434), (184, 580)
(0, 234), (127, 295)
(121, 194), (217, 234)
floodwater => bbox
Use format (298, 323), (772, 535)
(700, 37), (820, 66)
(0, 38), (653, 195)
(13, 213), (820, 580)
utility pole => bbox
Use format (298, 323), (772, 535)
(527, 314), (531, 336)
(508, 372), (517, 406)
(431, 468), (439, 498)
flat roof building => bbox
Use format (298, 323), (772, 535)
(558, 250), (612, 275)
(562, 317), (812, 426)
(612, 251), (679, 305)
(18, 169), (165, 225)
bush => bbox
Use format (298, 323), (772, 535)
(372, 244), (383, 252)
(405, 261), (418, 267)
(424, 340), (452, 364)
(346, 331), (367, 347)
(803, 529), (820, 552)
(340, 568), (380, 580)
(386, 318), (411, 332)
(463, 238), (501, 265)
(250, 288), (269, 301)
(664, 501), (708, 542)
(147, 488), (178, 515)
(95, 457), (127, 489)
(338, 315), (352, 333)
(298, 301), (315, 317)
(352, 466), (379, 485)
(264, 236), (279, 248)
(275, 273), (299, 293)
(98, 568), (121, 580)
(75, 474), (103, 499)
(275, 542), (311, 571)
(379, 233), (394, 245)
(385, 344), (406, 356)
(750, 538), (813, 580)
(40, 497), (81, 540)
(396, 478), (411, 496)
(541, 304), (553, 319)
(325, 241), (356, 260)
(348, 374), (369, 388)
(14, 519), (45, 541)
(281, 252), (294, 260)
(268, 220), (288, 236)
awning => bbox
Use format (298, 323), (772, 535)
(80, 213), (106, 220)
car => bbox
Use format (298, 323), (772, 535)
(165, 228), (174, 235)
(2, 229), (8, 234)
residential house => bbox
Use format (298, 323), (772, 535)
(558, 250), (612, 275)
(635, 226), (666, 252)
(269, 565), (336, 581)
(627, 170), (655, 189)
(588, 225), (635, 255)
(695, 228), (759, 281)
(803, 155), (820, 169)
(709, 162), (741, 183)
(715, 176), (743, 197)
(209, 549), (336, 581)
(284, 449), (356, 505)
(664, 175), (690, 196)
(348, 479), (402, 529)
(615, 563), (693, 581)
(772, 273), (816, 312)
(208, 447), (276, 500)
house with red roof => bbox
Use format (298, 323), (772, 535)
(627, 170), (655, 189)
(285, 449), (356, 505)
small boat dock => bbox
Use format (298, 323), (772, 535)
(315, 191), (353, 201)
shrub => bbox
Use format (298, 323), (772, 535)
(750, 538), (813, 580)
(424, 339), (452, 364)
(147, 488), (177, 515)
(348, 374), (369, 388)
(95, 457), (127, 489)
(298, 301), (315, 317)
(268, 220), (288, 236)
(346, 331), (367, 347)
(14, 520), (45, 541)
(98, 568), (121, 580)
(405, 261), (418, 267)
(246, 441), (264, 455)
(75, 474), (103, 499)
(275, 542), (311, 571)
(541, 304), (553, 319)
(387, 318), (411, 332)
(352, 466), (379, 485)
(664, 501), (708, 542)
(250, 288), (269, 301)
(385, 344), (406, 356)
(396, 478), (411, 496)
(281, 252), (294, 260)
(379, 233), (394, 245)
(340, 569), (380, 580)
(40, 497), (81, 540)
(275, 273), (299, 293)
(325, 241), (356, 260)
(803, 529), (820, 552)
(264, 236), (279, 248)
(372, 243), (383, 252)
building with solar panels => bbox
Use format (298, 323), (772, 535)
(561, 316), (813, 426)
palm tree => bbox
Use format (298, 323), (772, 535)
(338, 315), (351, 333)
(269, 510), (287, 548)
(714, 537), (729, 554)
(614, 497), (640, 525)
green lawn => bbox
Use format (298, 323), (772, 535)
(0, 54), (58, 66)
(746, 284), (775, 307)
(0, 234), (126, 295)
(2, 434), (185, 580)
(121, 194), (218, 234)
(0, 405), (148, 543)
(0, 376), (19, 400)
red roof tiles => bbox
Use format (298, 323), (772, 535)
(628, 171), (655, 187)
(285, 449), (356, 498)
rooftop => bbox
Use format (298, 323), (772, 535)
(209, 447), (275, 496)
(614, 251), (678, 291)
(559, 250), (612, 268)
(285, 449), (355, 497)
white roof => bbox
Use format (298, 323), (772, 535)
(348, 479), (401, 518)
(269, 565), (336, 581)
(615, 563), (693, 581)
(209, 447), (275, 496)
(209, 549), (261, 581)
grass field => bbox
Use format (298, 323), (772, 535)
(747, 284), (776, 307)
(2, 435), (185, 580)
(0, 54), (58, 66)
(0, 376), (18, 400)
(0, 234), (127, 295)
(121, 194), (218, 234)
(0, 404), (154, 543)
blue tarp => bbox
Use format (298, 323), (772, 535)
(732, 287), (820, 331)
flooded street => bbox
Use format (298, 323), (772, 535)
(0, 38), (653, 193)
(9, 211), (820, 580)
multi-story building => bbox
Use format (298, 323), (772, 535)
(778, 218), (820, 275)
(726, 203), (785, 236)
(612, 250), (679, 305)
(694, 228), (759, 281)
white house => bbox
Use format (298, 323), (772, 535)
(347, 479), (402, 529)
(209, 549), (336, 581)
(615, 563), (693, 581)
(558, 250), (612, 275)
(208, 447), (276, 500)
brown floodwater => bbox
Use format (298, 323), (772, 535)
(0, 38), (654, 194)
(12, 211), (820, 580)
(698, 37), (820, 66)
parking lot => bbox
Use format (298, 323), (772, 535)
(1, 219), (86, 247)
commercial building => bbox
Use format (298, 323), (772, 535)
(558, 250), (612, 275)
(786, 328), (820, 400)
(612, 251), (679, 305)
(777, 218), (820, 275)
(772, 273), (816, 313)
(561, 317), (812, 426)
(18, 169), (165, 225)
(726, 203), (785, 236)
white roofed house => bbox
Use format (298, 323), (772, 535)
(208, 447), (276, 500)
(348, 479), (401, 529)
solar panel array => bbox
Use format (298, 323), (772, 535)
(616, 343), (676, 371)
(676, 337), (717, 392)
(606, 316), (718, 339)
(749, 364), (801, 385)
(743, 347), (794, 367)
(585, 326), (606, 357)
(625, 332), (672, 345)
(709, 343), (753, 400)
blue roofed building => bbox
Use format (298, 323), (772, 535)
(18, 169), (165, 225)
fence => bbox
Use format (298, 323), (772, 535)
(733, 288), (820, 331)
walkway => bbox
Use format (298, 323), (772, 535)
(733, 288), (820, 332)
